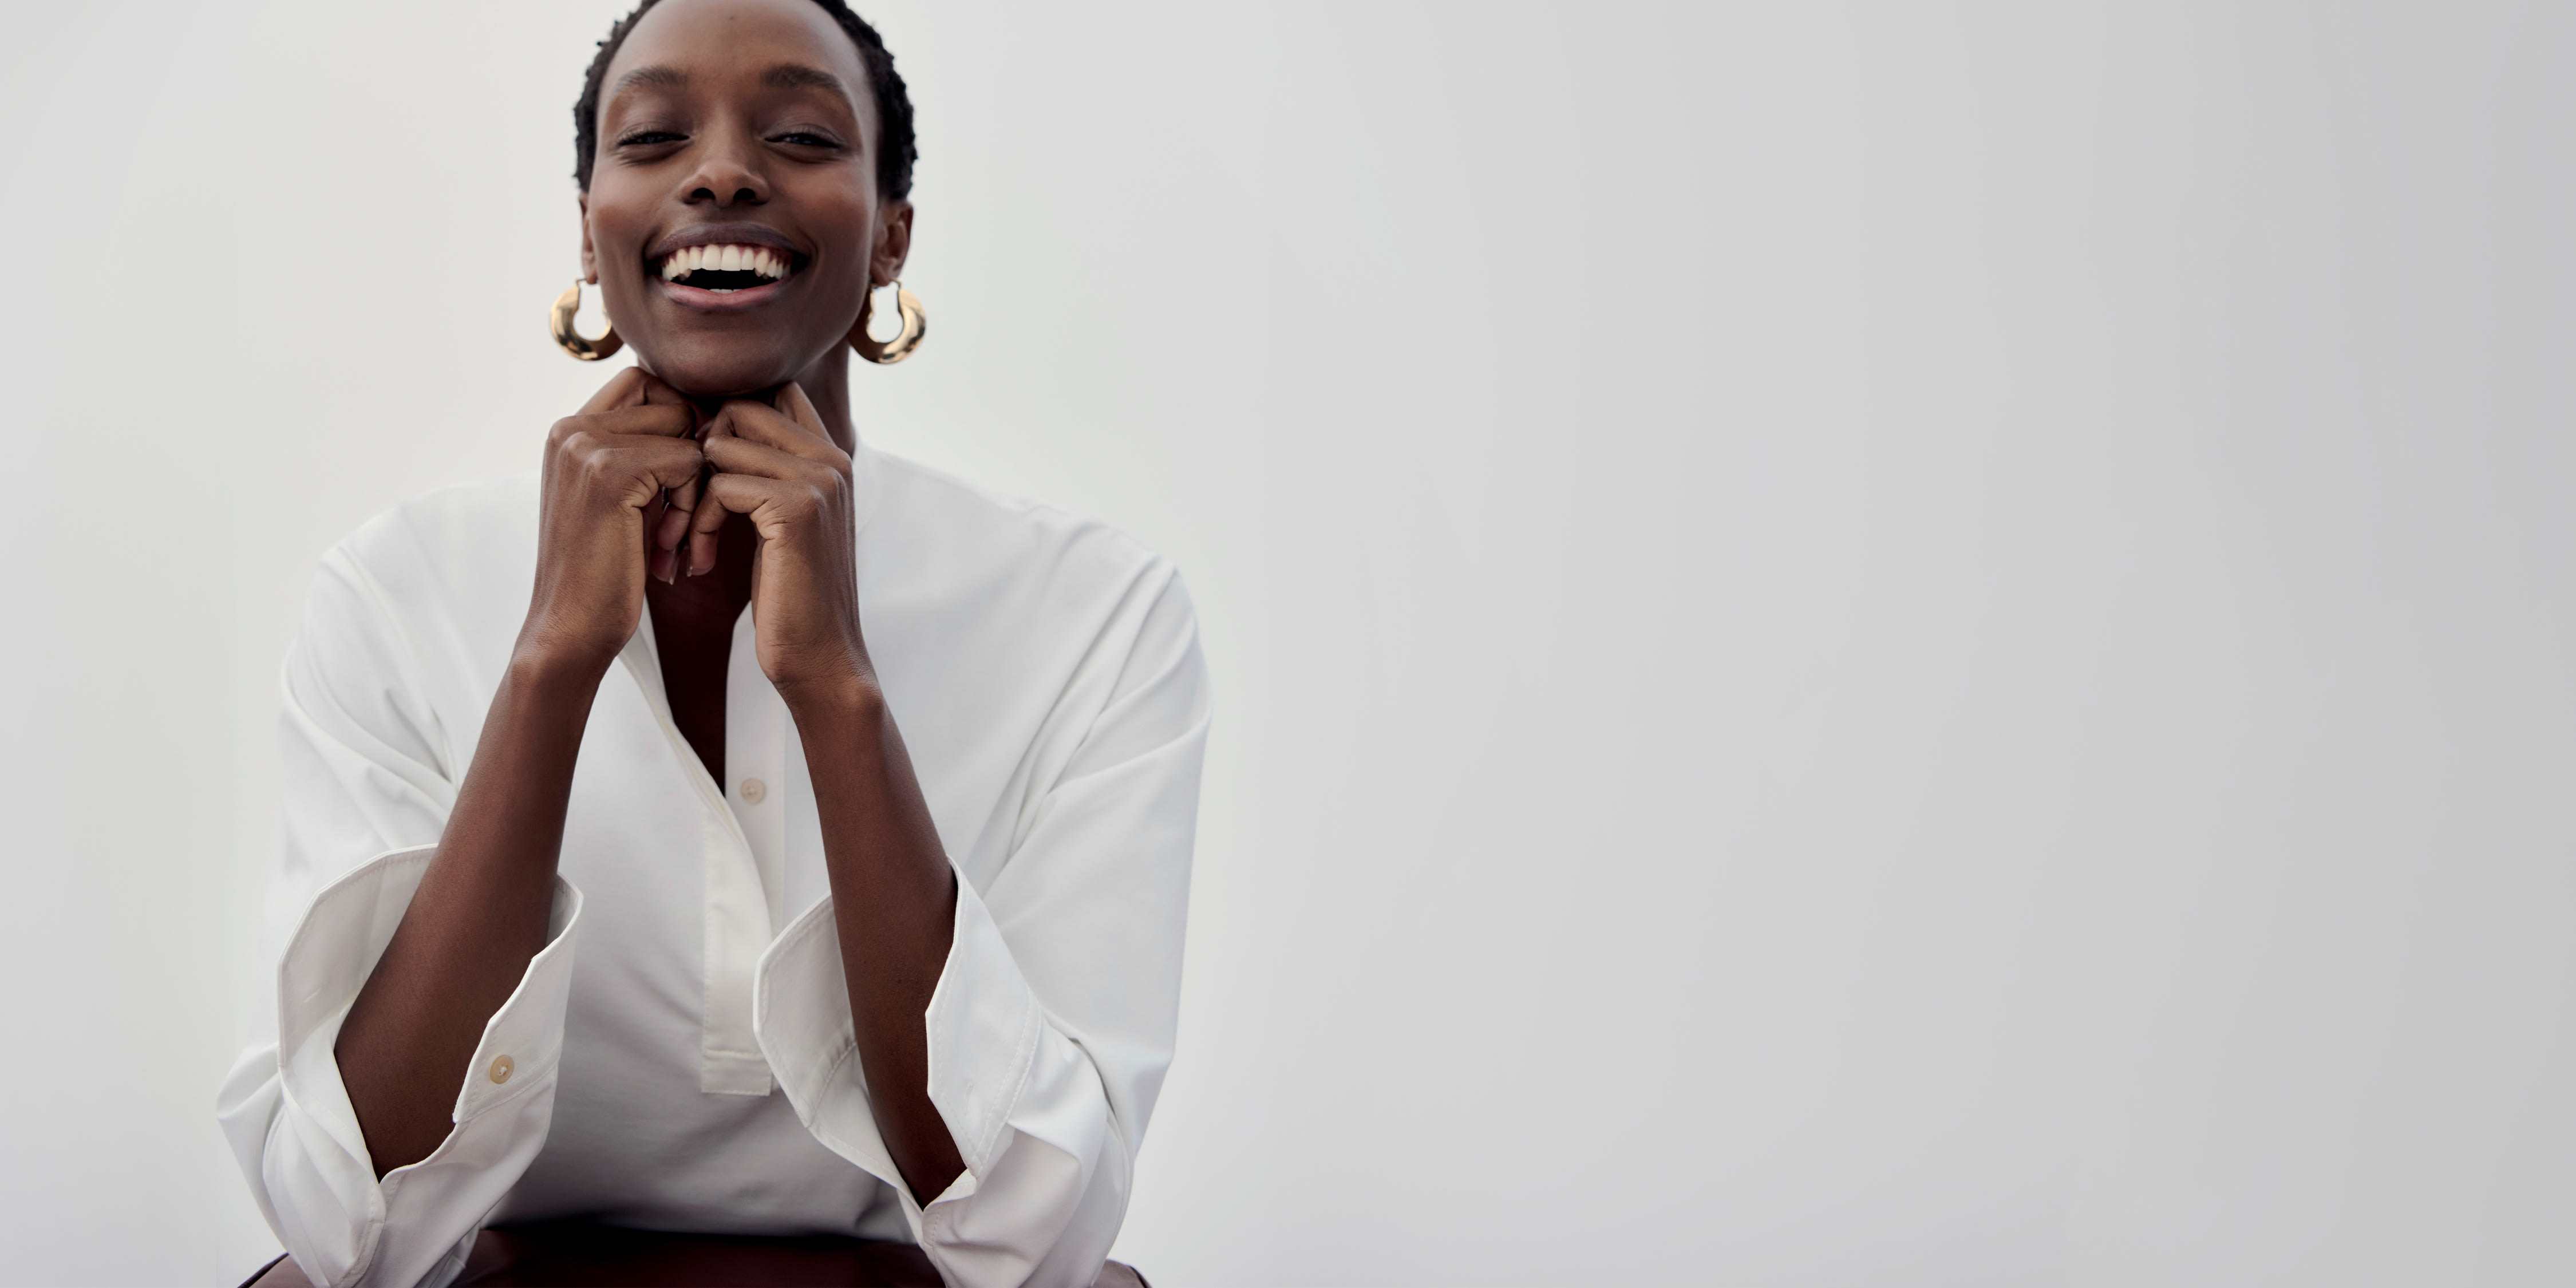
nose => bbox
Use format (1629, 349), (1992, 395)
(681, 133), (769, 208)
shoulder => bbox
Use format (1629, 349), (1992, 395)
(334, 473), (539, 573)
(306, 474), (539, 645)
(855, 450), (1203, 736)
(863, 449), (1186, 621)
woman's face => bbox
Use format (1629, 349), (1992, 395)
(582, 0), (908, 397)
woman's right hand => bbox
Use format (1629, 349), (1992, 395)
(516, 367), (706, 674)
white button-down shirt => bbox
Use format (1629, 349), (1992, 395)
(215, 441), (1208, 1288)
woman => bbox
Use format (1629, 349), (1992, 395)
(214, 2), (1207, 1284)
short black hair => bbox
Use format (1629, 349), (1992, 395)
(572, 0), (916, 201)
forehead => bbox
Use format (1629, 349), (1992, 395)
(607, 0), (872, 109)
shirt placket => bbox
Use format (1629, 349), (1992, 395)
(725, 609), (790, 949)
(617, 610), (777, 1096)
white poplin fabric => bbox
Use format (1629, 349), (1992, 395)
(215, 442), (1207, 1288)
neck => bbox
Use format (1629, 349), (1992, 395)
(787, 345), (859, 453)
(657, 347), (860, 454)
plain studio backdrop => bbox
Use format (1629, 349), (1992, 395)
(2, 1), (2572, 1283)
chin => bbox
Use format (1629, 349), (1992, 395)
(637, 337), (827, 398)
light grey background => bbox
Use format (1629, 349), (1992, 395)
(3, 1), (2571, 1283)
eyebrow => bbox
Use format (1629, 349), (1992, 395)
(760, 63), (851, 101)
(611, 62), (852, 106)
(613, 64), (688, 93)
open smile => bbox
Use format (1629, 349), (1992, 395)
(647, 227), (808, 310)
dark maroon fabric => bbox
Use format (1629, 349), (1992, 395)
(240, 1223), (1149, 1287)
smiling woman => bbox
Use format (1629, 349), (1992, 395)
(212, 3), (1203, 1286)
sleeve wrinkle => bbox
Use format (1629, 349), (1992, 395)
(1038, 568), (1208, 799)
(310, 546), (455, 783)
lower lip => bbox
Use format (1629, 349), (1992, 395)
(657, 275), (792, 313)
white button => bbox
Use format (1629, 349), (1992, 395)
(489, 1054), (514, 1085)
(738, 778), (767, 804)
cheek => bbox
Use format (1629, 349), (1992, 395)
(585, 186), (653, 278)
(796, 188), (880, 285)
(582, 199), (658, 330)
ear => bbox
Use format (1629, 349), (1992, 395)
(872, 199), (914, 287)
(579, 192), (598, 285)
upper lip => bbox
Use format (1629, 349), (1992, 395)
(646, 223), (808, 270)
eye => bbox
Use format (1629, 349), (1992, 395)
(618, 130), (687, 147)
(771, 131), (844, 149)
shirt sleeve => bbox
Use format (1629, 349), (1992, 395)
(214, 545), (586, 1288)
(756, 564), (1210, 1288)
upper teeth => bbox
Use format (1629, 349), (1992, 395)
(660, 244), (790, 281)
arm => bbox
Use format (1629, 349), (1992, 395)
(696, 388), (1207, 1287)
(334, 368), (704, 1175)
(793, 676), (971, 1201)
(327, 651), (600, 1172)
(690, 385), (965, 1201)
(748, 551), (1210, 1288)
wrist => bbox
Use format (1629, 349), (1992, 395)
(507, 630), (618, 694)
(776, 652), (883, 722)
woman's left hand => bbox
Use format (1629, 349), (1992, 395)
(686, 383), (872, 700)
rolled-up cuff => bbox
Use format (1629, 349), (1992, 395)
(269, 845), (583, 1286)
(923, 882), (1045, 1179)
(754, 894), (903, 1192)
(754, 876), (1045, 1187)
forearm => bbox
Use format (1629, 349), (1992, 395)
(335, 649), (604, 1176)
(789, 671), (966, 1204)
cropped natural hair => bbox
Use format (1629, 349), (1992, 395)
(571, 0), (916, 200)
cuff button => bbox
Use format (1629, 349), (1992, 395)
(489, 1054), (515, 1085)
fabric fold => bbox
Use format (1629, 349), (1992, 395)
(219, 845), (583, 1287)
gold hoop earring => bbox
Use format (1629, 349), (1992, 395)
(851, 280), (926, 364)
(550, 279), (623, 361)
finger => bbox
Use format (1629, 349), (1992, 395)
(697, 400), (737, 444)
(704, 434), (845, 489)
(555, 404), (694, 443)
(595, 403), (695, 438)
(685, 526), (720, 578)
(684, 440), (820, 575)
(679, 410), (734, 576)
(646, 491), (681, 584)
(675, 405), (738, 577)
(712, 397), (846, 464)
(620, 439), (712, 499)
(686, 464), (737, 576)
(667, 460), (711, 572)
(675, 412), (722, 574)
(633, 370), (688, 407)
(559, 432), (708, 502)
(577, 366), (647, 415)
(703, 472), (801, 531)
(654, 479), (697, 555)
(776, 382), (829, 441)
(660, 445), (708, 551)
